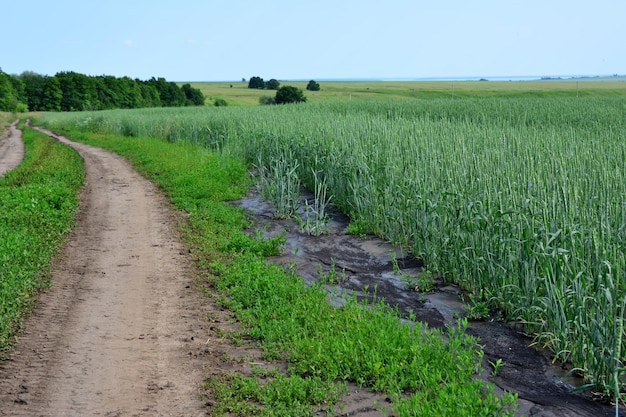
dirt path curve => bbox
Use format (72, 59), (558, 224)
(0, 126), (210, 416)
(0, 120), (24, 176)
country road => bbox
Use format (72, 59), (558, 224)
(0, 125), (210, 416)
(0, 120), (24, 176)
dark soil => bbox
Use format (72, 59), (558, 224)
(234, 187), (623, 417)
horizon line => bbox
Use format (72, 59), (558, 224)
(175, 73), (626, 83)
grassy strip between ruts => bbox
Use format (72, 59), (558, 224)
(45, 127), (518, 416)
(0, 124), (84, 355)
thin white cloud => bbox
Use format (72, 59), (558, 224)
(123, 40), (135, 46)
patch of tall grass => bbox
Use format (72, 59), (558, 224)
(52, 128), (517, 416)
(0, 126), (83, 354)
(0, 112), (14, 128)
(37, 95), (626, 395)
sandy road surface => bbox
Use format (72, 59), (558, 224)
(0, 120), (24, 176)
(0, 126), (210, 416)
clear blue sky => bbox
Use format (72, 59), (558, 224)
(1, 0), (624, 81)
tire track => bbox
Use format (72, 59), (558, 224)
(0, 120), (24, 176)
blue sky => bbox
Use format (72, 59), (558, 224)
(1, 0), (624, 81)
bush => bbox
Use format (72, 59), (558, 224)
(15, 102), (29, 113)
(248, 76), (265, 89)
(306, 80), (320, 91)
(275, 86), (306, 104)
(181, 83), (205, 106)
(259, 95), (276, 105)
(214, 98), (228, 107)
(266, 79), (280, 90)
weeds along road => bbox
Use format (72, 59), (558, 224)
(0, 126), (210, 416)
(0, 120), (24, 176)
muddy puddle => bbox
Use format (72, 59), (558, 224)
(234, 187), (621, 417)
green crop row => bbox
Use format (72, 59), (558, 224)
(38, 97), (626, 399)
(51, 129), (518, 416)
(0, 125), (83, 354)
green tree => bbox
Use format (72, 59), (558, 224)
(95, 75), (121, 109)
(19, 71), (47, 111)
(55, 71), (98, 111)
(0, 72), (14, 111)
(146, 77), (187, 107)
(138, 81), (160, 107)
(9, 75), (27, 108)
(0, 69), (28, 112)
(181, 83), (205, 106)
(41, 76), (62, 111)
(55, 72), (79, 111)
(275, 86), (306, 104)
(248, 76), (265, 89)
(306, 80), (320, 91)
(118, 77), (145, 109)
(266, 79), (280, 90)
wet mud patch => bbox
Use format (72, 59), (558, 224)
(234, 187), (621, 417)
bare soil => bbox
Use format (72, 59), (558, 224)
(0, 123), (622, 416)
(0, 120), (25, 176)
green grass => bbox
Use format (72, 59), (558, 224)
(0, 112), (15, 128)
(182, 79), (626, 106)
(0, 125), (84, 354)
(183, 81), (272, 106)
(47, 127), (518, 416)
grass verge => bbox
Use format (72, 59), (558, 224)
(0, 125), (83, 354)
(0, 112), (15, 128)
(41, 126), (518, 416)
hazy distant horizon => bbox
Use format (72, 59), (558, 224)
(178, 74), (626, 83)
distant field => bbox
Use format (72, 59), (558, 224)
(182, 79), (626, 106)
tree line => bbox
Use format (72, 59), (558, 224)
(247, 76), (320, 92)
(248, 76), (320, 105)
(0, 68), (205, 112)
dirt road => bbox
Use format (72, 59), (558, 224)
(0, 126), (210, 416)
(0, 120), (24, 176)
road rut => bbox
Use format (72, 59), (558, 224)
(0, 120), (24, 176)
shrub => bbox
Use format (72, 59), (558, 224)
(266, 79), (280, 90)
(248, 76), (265, 89)
(306, 80), (320, 91)
(275, 86), (306, 104)
(259, 95), (276, 105)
